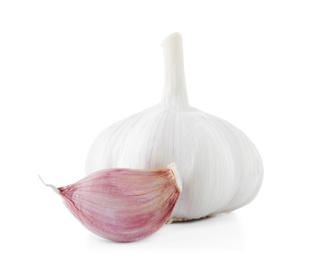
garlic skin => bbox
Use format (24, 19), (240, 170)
(86, 32), (263, 221)
(41, 163), (181, 242)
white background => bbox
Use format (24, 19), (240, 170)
(1, 0), (323, 259)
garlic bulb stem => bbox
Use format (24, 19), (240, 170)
(162, 32), (189, 109)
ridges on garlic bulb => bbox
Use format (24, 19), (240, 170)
(86, 32), (263, 221)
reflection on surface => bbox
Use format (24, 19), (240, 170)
(88, 212), (245, 251)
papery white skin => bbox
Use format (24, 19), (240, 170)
(86, 33), (263, 221)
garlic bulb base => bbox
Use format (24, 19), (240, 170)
(167, 213), (215, 224)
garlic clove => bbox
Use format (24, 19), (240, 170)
(41, 163), (182, 242)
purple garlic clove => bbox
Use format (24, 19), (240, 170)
(41, 163), (182, 242)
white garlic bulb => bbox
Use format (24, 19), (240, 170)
(86, 32), (263, 221)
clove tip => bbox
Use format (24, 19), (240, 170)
(167, 163), (182, 192)
(38, 175), (61, 195)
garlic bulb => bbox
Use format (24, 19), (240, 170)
(86, 32), (263, 221)
(40, 163), (181, 242)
